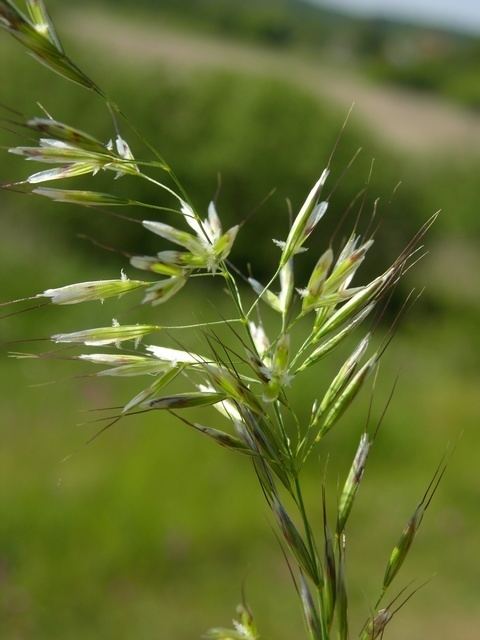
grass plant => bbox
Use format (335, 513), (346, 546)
(0, 2), (448, 638)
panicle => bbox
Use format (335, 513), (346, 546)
(0, 4), (438, 640)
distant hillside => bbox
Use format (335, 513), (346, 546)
(79, 0), (480, 110)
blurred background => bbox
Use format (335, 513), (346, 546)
(0, 0), (479, 638)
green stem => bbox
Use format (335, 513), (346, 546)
(293, 473), (320, 586)
(162, 319), (243, 330)
(139, 172), (183, 204)
(246, 266), (281, 320)
(273, 401), (292, 459)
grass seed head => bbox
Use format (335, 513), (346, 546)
(123, 365), (182, 413)
(27, 118), (106, 152)
(78, 354), (148, 366)
(279, 170), (329, 266)
(383, 510), (422, 590)
(27, 162), (101, 184)
(0, 4), (443, 639)
(52, 323), (160, 346)
(40, 278), (147, 305)
(383, 459), (446, 589)
(191, 423), (254, 454)
(206, 364), (263, 414)
(141, 276), (187, 305)
(324, 237), (374, 294)
(203, 602), (259, 640)
(318, 334), (371, 415)
(0, 1), (99, 90)
(146, 391), (227, 410)
(316, 353), (377, 440)
(212, 225), (239, 264)
(297, 303), (375, 372)
(314, 268), (393, 341)
(130, 254), (187, 277)
(301, 247), (334, 313)
(97, 360), (173, 378)
(25, 0), (62, 49)
(34, 187), (131, 206)
(262, 333), (292, 401)
(279, 259), (294, 316)
(10, 127), (139, 183)
(360, 608), (393, 640)
(337, 432), (371, 534)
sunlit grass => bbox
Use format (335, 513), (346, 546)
(0, 3), (479, 638)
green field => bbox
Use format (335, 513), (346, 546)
(1, 4), (479, 639)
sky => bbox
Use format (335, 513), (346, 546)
(313, 0), (480, 34)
